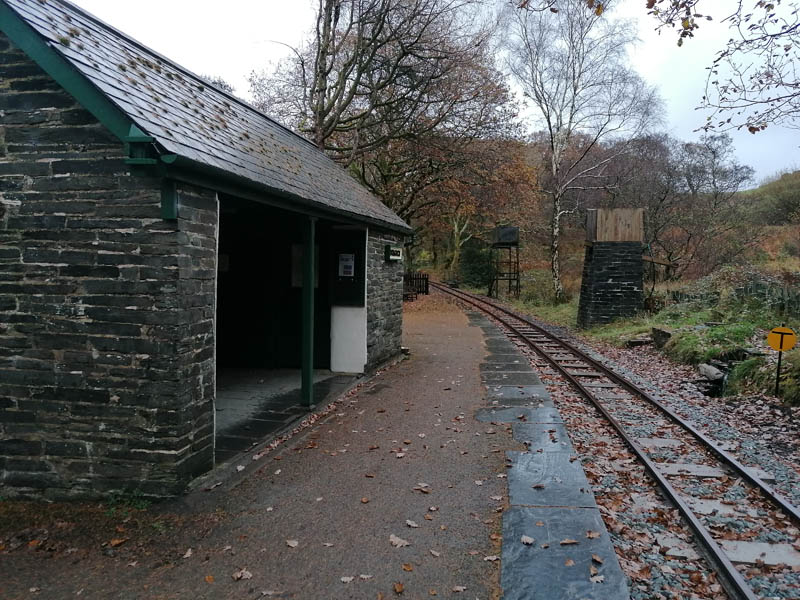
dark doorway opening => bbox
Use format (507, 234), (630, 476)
(214, 196), (340, 463)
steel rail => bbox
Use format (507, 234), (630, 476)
(431, 282), (772, 600)
(434, 283), (800, 524)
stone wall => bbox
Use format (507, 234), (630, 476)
(0, 33), (217, 499)
(577, 241), (643, 328)
(366, 229), (404, 368)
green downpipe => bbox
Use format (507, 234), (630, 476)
(301, 217), (316, 407)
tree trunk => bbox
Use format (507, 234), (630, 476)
(449, 243), (461, 280)
(550, 197), (566, 303)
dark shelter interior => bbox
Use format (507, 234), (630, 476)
(213, 195), (364, 462)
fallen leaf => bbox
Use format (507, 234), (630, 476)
(236, 465), (245, 472)
(359, 574), (373, 580)
(323, 542), (334, 547)
(183, 548), (193, 559)
(396, 453), (406, 459)
(586, 530), (601, 539)
(402, 563), (414, 572)
(274, 469), (281, 475)
(590, 565), (599, 576)
(424, 514), (433, 520)
(232, 568), (252, 581)
(565, 559), (575, 566)
(536, 521), (544, 526)
(452, 585), (467, 593)
(341, 576), (354, 583)
(521, 535), (535, 545)
(490, 495), (502, 501)
(205, 575), (215, 584)
(109, 538), (128, 547)
(390, 534), (410, 548)
(406, 520), (419, 528)
(286, 540), (299, 548)
(430, 549), (440, 557)
(560, 539), (578, 545)
(361, 497), (370, 504)
(394, 582), (405, 594)
(592, 554), (604, 564)
(484, 555), (499, 562)
(590, 575), (605, 584)
(532, 483), (545, 489)
(474, 480), (483, 486)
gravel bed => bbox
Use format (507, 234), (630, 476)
(516, 344), (730, 600)
(526, 320), (800, 508)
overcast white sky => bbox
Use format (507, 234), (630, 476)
(70, 0), (798, 186)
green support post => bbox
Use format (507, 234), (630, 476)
(301, 217), (317, 407)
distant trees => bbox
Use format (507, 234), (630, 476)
(249, 0), (519, 239)
(612, 133), (757, 280)
(250, 0), (506, 164)
(505, 0), (660, 301)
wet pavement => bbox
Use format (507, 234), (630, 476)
(0, 295), (514, 599)
(0, 295), (628, 599)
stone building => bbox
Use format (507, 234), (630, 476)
(0, 0), (410, 499)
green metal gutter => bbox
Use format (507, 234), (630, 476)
(301, 217), (316, 407)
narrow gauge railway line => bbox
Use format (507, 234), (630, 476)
(432, 282), (800, 600)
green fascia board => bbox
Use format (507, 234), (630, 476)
(0, 1), (134, 141)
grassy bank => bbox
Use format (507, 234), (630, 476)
(506, 275), (800, 405)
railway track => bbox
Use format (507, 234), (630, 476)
(432, 282), (800, 600)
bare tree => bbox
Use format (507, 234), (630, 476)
(513, 1), (800, 131)
(249, 0), (500, 165)
(505, 0), (660, 302)
(701, 1), (800, 132)
(612, 133), (757, 280)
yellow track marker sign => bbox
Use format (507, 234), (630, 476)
(767, 327), (797, 352)
(767, 326), (796, 396)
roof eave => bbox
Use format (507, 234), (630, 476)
(159, 154), (412, 235)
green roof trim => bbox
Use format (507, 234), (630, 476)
(0, 1), (134, 141)
(124, 124), (155, 144)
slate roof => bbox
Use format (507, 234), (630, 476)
(2, 0), (410, 232)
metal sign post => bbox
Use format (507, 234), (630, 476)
(766, 326), (797, 397)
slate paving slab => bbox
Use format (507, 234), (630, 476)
(513, 423), (573, 452)
(486, 385), (551, 403)
(501, 506), (629, 600)
(506, 451), (596, 509)
(470, 310), (627, 600)
(480, 361), (535, 373)
(482, 372), (543, 385)
(483, 353), (531, 364)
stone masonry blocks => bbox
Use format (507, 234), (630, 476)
(366, 230), (403, 368)
(577, 241), (643, 328)
(0, 33), (217, 499)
